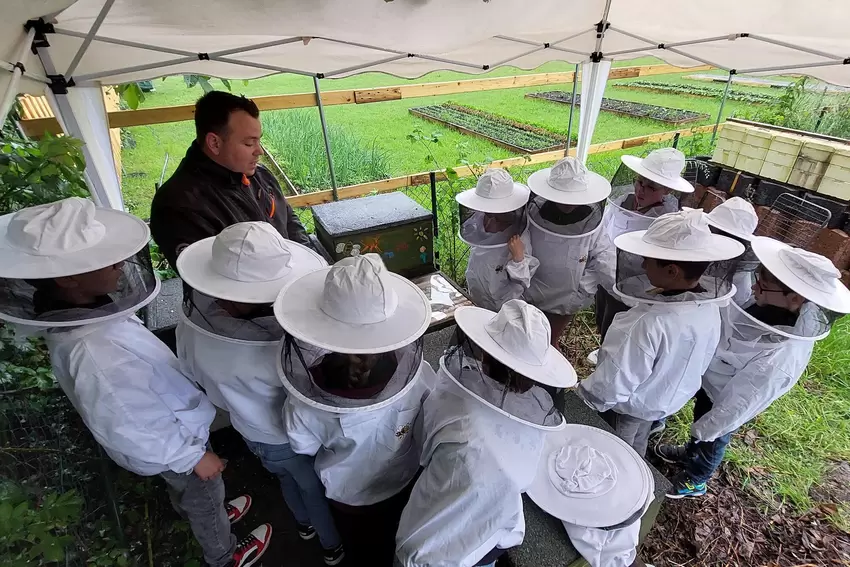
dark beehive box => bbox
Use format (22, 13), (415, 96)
(312, 192), (435, 278)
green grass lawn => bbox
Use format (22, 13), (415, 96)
(121, 58), (754, 218)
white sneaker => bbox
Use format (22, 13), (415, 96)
(586, 349), (599, 366)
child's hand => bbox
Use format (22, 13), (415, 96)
(194, 451), (226, 480)
(508, 235), (525, 262)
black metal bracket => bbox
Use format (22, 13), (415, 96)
(25, 18), (54, 53)
(740, 33), (750, 38)
(12, 62), (25, 74)
(730, 69), (738, 75)
(316, 72), (325, 79)
(47, 74), (74, 95)
(657, 43), (666, 49)
(483, 64), (490, 70)
(590, 51), (604, 63)
(544, 42), (550, 49)
(595, 20), (610, 34)
(197, 53), (209, 61)
(844, 58), (850, 65)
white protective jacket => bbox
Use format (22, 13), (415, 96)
(524, 203), (615, 315)
(45, 316), (214, 476)
(578, 283), (726, 421)
(396, 360), (552, 567)
(464, 214), (539, 312)
(176, 295), (288, 445)
(284, 358), (437, 506)
(692, 301), (822, 442)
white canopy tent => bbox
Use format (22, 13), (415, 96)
(2, 0), (850, 210)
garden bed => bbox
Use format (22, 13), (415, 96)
(617, 81), (778, 104)
(526, 92), (709, 124)
(409, 103), (570, 154)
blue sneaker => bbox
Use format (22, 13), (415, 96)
(666, 473), (707, 499)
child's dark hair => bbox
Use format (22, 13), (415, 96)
(655, 259), (710, 281)
(194, 91), (260, 141)
(27, 278), (61, 315)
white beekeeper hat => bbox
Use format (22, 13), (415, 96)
(454, 299), (576, 390)
(614, 209), (745, 262)
(0, 197), (150, 280)
(621, 148), (694, 194)
(177, 221), (327, 304)
(527, 424), (654, 528)
(274, 252), (430, 353)
(527, 157), (612, 205)
(751, 237), (850, 314)
(455, 168), (531, 213)
(705, 197), (759, 241)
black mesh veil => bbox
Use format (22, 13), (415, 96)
(279, 334), (425, 413)
(459, 205), (526, 247)
(442, 327), (564, 430)
(182, 289), (282, 342)
(0, 252), (159, 327)
(527, 196), (603, 236)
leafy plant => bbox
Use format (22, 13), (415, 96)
(0, 135), (88, 215)
(261, 109), (391, 193)
(149, 241), (177, 281)
(410, 103), (569, 153)
(620, 81), (778, 104)
(0, 481), (82, 566)
(741, 77), (850, 138)
(527, 92), (709, 124)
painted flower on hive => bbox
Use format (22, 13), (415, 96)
(414, 227), (429, 241)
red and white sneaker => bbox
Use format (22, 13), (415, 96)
(232, 523), (272, 567)
(226, 495), (252, 524)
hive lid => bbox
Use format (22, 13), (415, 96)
(312, 192), (433, 237)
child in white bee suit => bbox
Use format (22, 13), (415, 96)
(595, 148), (693, 340)
(0, 198), (271, 567)
(274, 253), (436, 567)
(523, 157), (614, 347)
(456, 168), (539, 312)
(655, 238), (850, 498)
(528, 424), (656, 567)
(700, 197), (760, 307)
(396, 299), (576, 567)
(578, 209), (745, 457)
(175, 221), (346, 565)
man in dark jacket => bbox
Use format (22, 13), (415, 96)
(150, 91), (310, 267)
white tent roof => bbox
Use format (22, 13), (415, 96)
(4, 0), (850, 95)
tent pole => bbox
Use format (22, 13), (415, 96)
(313, 76), (338, 200)
(712, 74), (733, 144)
(566, 63), (579, 155)
(65, 0), (115, 77)
(0, 27), (36, 122)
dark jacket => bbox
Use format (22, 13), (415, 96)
(150, 142), (310, 267)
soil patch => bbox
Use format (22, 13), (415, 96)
(643, 466), (850, 566)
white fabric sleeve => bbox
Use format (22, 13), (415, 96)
(582, 229), (616, 296)
(692, 358), (798, 442)
(283, 398), (323, 456)
(563, 521), (640, 567)
(85, 361), (209, 475)
(577, 316), (657, 413)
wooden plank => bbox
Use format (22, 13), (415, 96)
(19, 116), (63, 137)
(355, 87), (402, 104)
(18, 63), (710, 133)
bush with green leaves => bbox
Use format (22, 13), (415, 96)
(0, 135), (89, 215)
(262, 109), (391, 193)
(741, 77), (850, 138)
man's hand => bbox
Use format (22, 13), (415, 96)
(193, 451), (226, 481)
(508, 235), (525, 263)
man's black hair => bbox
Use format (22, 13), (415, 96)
(194, 91), (260, 140)
(656, 259), (710, 281)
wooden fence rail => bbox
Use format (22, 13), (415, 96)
(285, 123), (720, 208)
(18, 63), (712, 136)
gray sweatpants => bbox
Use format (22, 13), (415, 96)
(161, 470), (236, 567)
(600, 410), (652, 457)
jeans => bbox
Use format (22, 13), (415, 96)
(683, 389), (734, 484)
(600, 410), (652, 457)
(243, 439), (341, 550)
(161, 469), (236, 567)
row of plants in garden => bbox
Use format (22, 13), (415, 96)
(617, 80), (778, 104)
(526, 92), (709, 124)
(408, 103), (571, 154)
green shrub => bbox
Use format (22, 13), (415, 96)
(742, 77), (850, 138)
(262, 109), (391, 193)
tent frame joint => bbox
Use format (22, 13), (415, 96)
(24, 19), (54, 53)
(595, 20), (610, 35)
(47, 74), (73, 95)
(590, 51), (604, 63)
(12, 62), (25, 74)
(197, 53), (210, 61)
